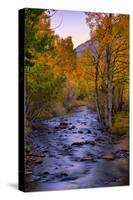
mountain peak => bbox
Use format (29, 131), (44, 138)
(75, 39), (97, 57)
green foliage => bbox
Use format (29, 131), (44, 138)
(110, 112), (129, 135)
(24, 144), (30, 154)
(25, 63), (66, 121)
(24, 8), (43, 50)
(36, 110), (52, 120)
(35, 34), (55, 53)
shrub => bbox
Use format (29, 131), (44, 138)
(110, 112), (129, 136)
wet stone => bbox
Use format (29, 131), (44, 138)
(78, 128), (89, 134)
(60, 122), (68, 126)
(102, 153), (115, 160)
(95, 135), (109, 142)
(64, 146), (72, 151)
(54, 167), (58, 170)
(25, 171), (33, 175)
(36, 160), (43, 164)
(56, 173), (68, 178)
(49, 154), (55, 158)
(78, 130), (83, 134)
(114, 150), (129, 159)
(71, 140), (95, 146)
(41, 149), (48, 154)
(80, 155), (94, 161)
(55, 122), (68, 130)
(82, 122), (87, 125)
(32, 175), (41, 182)
(48, 131), (52, 134)
(60, 173), (68, 177)
(43, 171), (50, 176)
(68, 125), (76, 130)
(88, 140), (96, 145)
(97, 128), (103, 131)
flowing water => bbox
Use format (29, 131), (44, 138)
(25, 106), (129, 191)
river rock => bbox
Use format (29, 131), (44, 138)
(97, 127), (103, 131)
(32, 175), (41, 182)
(102, 153), (115, 160)
(41, 149), (48, 154)
(25, 171), (33, 175)
(48, 131), (52, 134)
(32, 123), (48, 132)
(43, 171), (50, 175)
(71, 140), (95, 146)
(58, 122), (68, 129)
(68, 125), (76, 130)
(72, 131), (77, 134)
(71, 141), (87, 146)
(35, 159), (43, 164)
(80, 155), (94, 161)
(60, 173), (68, 177)
(78, 130), (83, 133)
(54, 167), (58, 170)
(88, 140), (96, 145)
(95, 135), (109, 142)
(78, 128), (89, 134)
(114, 150), (129, 159)
(82, 122), (87, 125)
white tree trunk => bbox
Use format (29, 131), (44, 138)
(106, 45), (112, 128)
(95, 62), (103, 127)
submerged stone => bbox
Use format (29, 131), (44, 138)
(80, 156), (94, 161)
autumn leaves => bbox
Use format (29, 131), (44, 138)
(85, 13), (129, 128)
(24, 9), (129, 131)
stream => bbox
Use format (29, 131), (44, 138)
(25, 106), (129, 192)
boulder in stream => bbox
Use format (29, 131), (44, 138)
(95, 135), (109, 142)
(55, 122), (68, 130)
(102, 152), (115, 160)
(80, 155), (94, 161)
(71, 140), (95, 146)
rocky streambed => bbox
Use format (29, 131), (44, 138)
(25, 106), (129, 192)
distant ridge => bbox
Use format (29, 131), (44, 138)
(75, 39), (97, 57)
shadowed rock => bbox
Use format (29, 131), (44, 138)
(95, 135), (109, 142)
(80, 155), (94, 161)
(71, 140), (95, 146)
(55, 122), (68, 130)
(114, 150), (129, 159)
(68, 125), (76, 130)
(102, 152), (115, 160)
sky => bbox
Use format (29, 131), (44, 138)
(50, 10), (90, 48)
